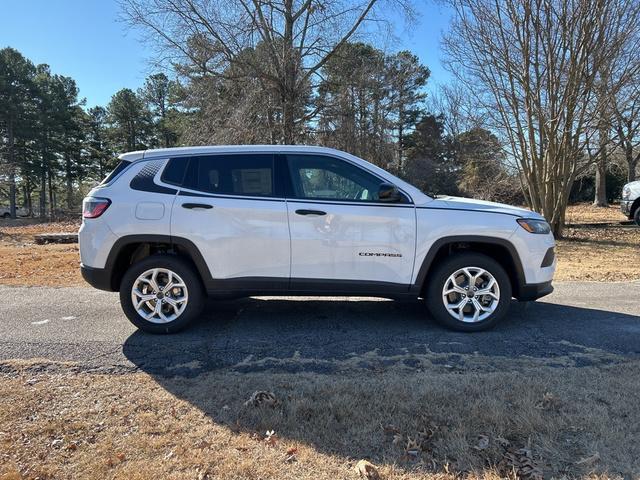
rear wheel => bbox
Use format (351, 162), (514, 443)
(425, 252), (512, 332)
(634, 206), (640, 226)
(119, 255), (205, 334)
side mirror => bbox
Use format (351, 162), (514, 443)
(378, 183), (402, 203)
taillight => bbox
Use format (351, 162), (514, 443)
(82, 197), (111, 219)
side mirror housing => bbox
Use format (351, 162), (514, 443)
(378, 183), (402, 203)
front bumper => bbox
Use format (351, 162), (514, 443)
(621, 200), (633, 218)
(517, 281), (554, 301)
(80, 264), (114, 291)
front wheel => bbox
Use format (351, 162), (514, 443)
(119, 255), (205, 334)
(425, 252), (512, 332)
(634, 207), (640, 226)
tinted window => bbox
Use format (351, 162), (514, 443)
(101, 160), (131, 185)
(182, 154), (274, 197)
(161, 158), (189, 185)
(287, 155), (382, 201)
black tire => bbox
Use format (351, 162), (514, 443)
(119, 254), (205, 334)
(634, 206), (640, 226)
(425, 252), (512, 332)
(2, 213), (10, 219)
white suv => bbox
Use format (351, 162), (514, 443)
(79, 145), (556, 333)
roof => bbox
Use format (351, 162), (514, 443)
(118, 145), (348, 162)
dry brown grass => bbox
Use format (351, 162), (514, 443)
(564, 204), (627, 225)
(1, 359), (638, 479)
(0, 221), (82, 287)
(555, 204), (640, 282)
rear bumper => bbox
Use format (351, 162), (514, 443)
(517, 281), (554, 301)
(80, 264), (114, 291)
(621, 200), (633, 217)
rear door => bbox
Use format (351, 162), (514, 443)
(168, 153), (290, 291)
(284, 154), (416, 291)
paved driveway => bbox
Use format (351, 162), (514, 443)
(0, 281), (638, 375)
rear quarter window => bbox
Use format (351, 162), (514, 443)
(101, 160), (131, 185)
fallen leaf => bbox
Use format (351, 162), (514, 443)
(404, 436), (421, 459)
(244, 391), (277, 407)
(354, 459), (381, 480)
(499, 446), (543, 480)
(474, 434), (490, 451)
(264, 430), (277, 446)
(116, 452), (126, 462)
(286, 446), (298, 455)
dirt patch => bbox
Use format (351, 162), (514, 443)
(0, 359), (638, 479)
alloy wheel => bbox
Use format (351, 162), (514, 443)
(131, 268), (189, 323)
(441, 266), (500, 323)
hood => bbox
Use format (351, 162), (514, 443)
(430, 196), (543, 219)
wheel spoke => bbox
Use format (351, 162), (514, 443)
(444, 284), (466, 295)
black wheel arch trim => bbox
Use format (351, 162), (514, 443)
(412, 235), (529, 299)
(98, 234), (213, 291)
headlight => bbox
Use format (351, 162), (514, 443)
(622, 186), (631, 200)
(517, 218), (551, 234)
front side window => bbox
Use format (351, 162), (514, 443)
(180, 154), (274, 197)
(287, 155), (382, 202)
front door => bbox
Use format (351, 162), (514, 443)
(170, 153), (290, 291)
(285, 154), (416, 291)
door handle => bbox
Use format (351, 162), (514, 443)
(182, 203), (213, 209)
(295, 209), (326, 216)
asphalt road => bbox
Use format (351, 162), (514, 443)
(0, 281), (639, 376)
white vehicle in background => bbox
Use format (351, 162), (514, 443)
(621, 180), (640, 225)
(0, 206), (28, 219)
(78, 145), (556, 334)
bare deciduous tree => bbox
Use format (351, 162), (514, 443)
(442, 0), (640, 235)
(121, 0), (413, 144)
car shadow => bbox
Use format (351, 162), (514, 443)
(122, 296), (640, 377)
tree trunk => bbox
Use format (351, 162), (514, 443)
(65, 152), (74, 210)
(627, 148), (638, 183)
(593, 119), (609, 207)
(48, 167), (55, 221)
(40, 155), (47, 219)
(7, 119), (17, 219)
(281, 0), (296, 145)
(593, 159), (608, 206)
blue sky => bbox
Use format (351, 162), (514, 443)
(0, 0), (453, 108)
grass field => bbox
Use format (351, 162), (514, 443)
(1, 359), (638, 479)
